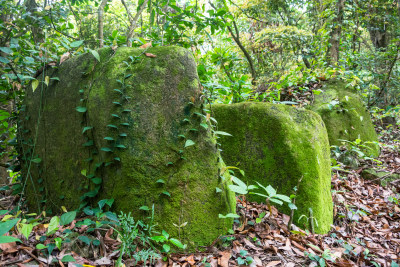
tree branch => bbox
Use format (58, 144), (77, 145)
(125, 0), (149, 47)
(209, 2), (257, 83)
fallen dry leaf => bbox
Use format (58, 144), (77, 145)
(140, 42), (152, 49)
(60, 52), (71, 64)
(145, 53), (157, 58)
(266, 260), (281, 266)
(218, 250), (231, 267)
(0, 240), (18, 254)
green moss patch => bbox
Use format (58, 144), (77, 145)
(19, 46), (235, 250)
(213, 103), (333, 234)
(309, 80), (380, 157)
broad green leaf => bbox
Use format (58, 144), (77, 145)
(0, 235), (21, 244)
(90, 50), (100, 62)
(47, 216), (60, 235)
(162, 230), (169, 239)
(105, 211), (118, 221)
(0, 56), (10, 64)
(0, 218), (19, 236)
(61, 255), (76, 262)
(0, 47), (13, 54)
(265, 185), (276, 196)
(101, 147), (113, 152)
(156, 179), (165, 184)
(273, 194), (291, 203)
(70, 40), (84, 48)
(269, 198), (283, 205)
(98, 199), (114, 209)
(215, 187), (222, 193)
(139, 206), (150, 211)
(78, 235), (91, 246)
(20, 223), (34, 240)
(163, 244), (170, 253)
(36, 243), (47, 249)
(228, 185), (247, 195)
(32, 79), (39, 92)
(60, 211), (76, 226)
(54, 237), (62, 250)
(184, 139), (195, 148)
(169, 238), (186, 249)
(231, 176), (247, 189)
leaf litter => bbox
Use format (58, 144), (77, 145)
(0, 124), (399, 266)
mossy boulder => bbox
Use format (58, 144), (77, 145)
(309, 81), (380, 157)
(213, 103), (333, 234)
(19, 46), (235, 249)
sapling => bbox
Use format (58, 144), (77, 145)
(250, 182), (291, 217)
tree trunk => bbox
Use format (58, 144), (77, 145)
(327, 0), (344, 66)
(98, 0), (108, 48)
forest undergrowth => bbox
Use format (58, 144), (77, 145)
(0, 121), (399, 267)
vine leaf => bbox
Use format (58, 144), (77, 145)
(31, 158), (41, 163)
(76, 106), (87, 113)
(184, 140), (195, 148)
(82, 126), (93, 134)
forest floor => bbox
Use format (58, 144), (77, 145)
(0, 122), (399, 267)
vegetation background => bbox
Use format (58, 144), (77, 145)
(0, 0), (400, 266)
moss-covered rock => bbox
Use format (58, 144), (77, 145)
(213, 103), (333, 234)
(19, 46), (235, 249)
(309, 80), (380, 157)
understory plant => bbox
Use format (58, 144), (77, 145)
(113, 206), (186, 266)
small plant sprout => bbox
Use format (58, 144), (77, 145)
(228, 175), (256, 196)
(250, 182), (291, 217)
(298, 208), (319, 234)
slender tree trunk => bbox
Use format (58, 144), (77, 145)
(209, 2), (256, 83)
(123, 0), (149, 47)
(98, 0), (108, 48)
(327, 0), (344, 66)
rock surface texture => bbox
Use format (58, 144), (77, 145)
(19, 46), (235, 249)
(213, 102), (333, 234)
(309, 80), (380, 157)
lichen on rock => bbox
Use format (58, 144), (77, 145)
(213, 102), (333, 234)
(309, 80), (380, 157)
(19, 46), (235, 250)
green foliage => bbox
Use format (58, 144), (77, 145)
(113, 206), (186, 266)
